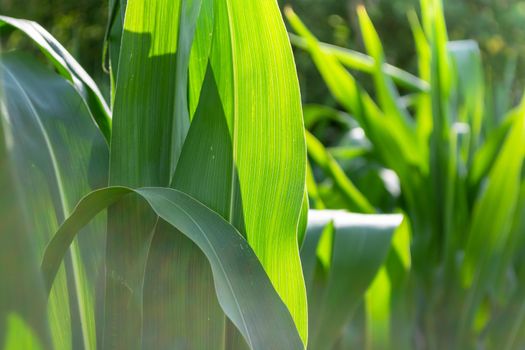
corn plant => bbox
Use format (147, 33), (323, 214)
(0, 0), (313, 349)
(287, 0), (525, 348)
(302, 210), (404, 350)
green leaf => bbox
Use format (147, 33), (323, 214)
(448, 40), (484, 162)
(0, 52), (109, 350)
(188, 0), (214, 119)
(305, 131), (374, 213)
(2, 314), (44, 350)
(306, 161), (325, 211)
(285, 8), (425, 179)
(460, 97), (525, 336)
(150, 0), (309, 346)
(302, 104), (355, 130)
(356, 7), (415, 132)
(407, 10), (432, 148)
(105, 0), (124, 100)
(301, 210), (402, 349)
(108, 0), (308, 348)
(0, 16), (111, 142)
(365, 267), (391, 349)
(468, 109), (519, 191)
(143, 59), (229, 349)
(41, 187), (305, 350)
(288, 33), (428, 93)
(105, 0), (198, 347)
(0, 70), (50, 349)
(484, 189), (525, 349)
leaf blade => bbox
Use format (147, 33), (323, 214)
(42, 187), (305, 350)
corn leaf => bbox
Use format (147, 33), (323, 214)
(286, 8), (425, 180)
(150, 0), (309, 346)
(306, 131), (374, 213)
(301, 210), (402, 349)
(356, 7), (415, 133)
(448, 40), (484, 162)
(289, 33), (428, 93)
(107, 0), (307, 348)
(460, 97), (525, 336)
(105, 0), (198, 347)
(0, 52), (108, 350)
(0, 69), (49, 349)
(0, 16), (111, 142)
(468, 111), (519, 191)
(41, 187), (305, 350)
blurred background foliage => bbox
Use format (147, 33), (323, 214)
(282, 0), (525, 107)
(1, 0), (524, 106)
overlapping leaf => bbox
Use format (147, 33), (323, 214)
(301, 210), (401, 349)
(0, 16), (111, 142)
(41, 187), (304, 350)
(105, 0), (308, 348)
(0, 52), (108, 350)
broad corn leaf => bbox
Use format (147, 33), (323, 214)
(301, 210), (401, 349)
(0, 52), (108, 350)
(106, 0), (308, 348)
(41, 187), (305, 350)
(215, 4), (308, 342)
(105, 0), (197, 347)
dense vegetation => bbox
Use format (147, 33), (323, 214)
(0, 0), (524, 349)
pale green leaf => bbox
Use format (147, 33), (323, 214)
(0, 52), (108, 350)
(301, 210), (401, 349)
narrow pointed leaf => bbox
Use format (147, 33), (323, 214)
(0, 16), (111, 142)
(460, 99), (525, 332)
(289, 33), (428, 93)
(306, 131), (374, 213)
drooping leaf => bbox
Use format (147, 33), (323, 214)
(0, 64), (49, 349)
(0, 16), (111, 142)
(301, 210), (402, 349)
(0, 52), (108, 350)
(107, 1), (308, 348)
(41, 187), (305, 350)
